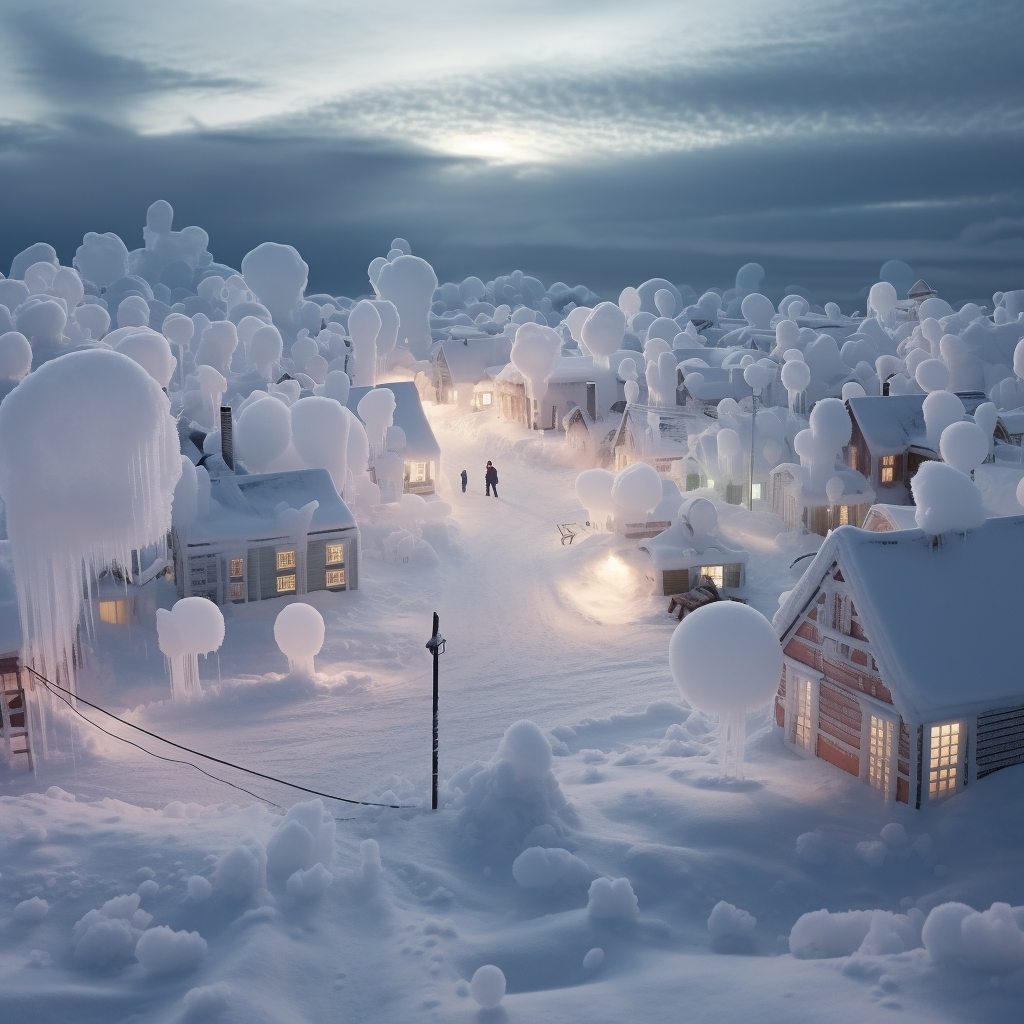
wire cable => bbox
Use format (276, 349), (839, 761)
(28, 668), (418, 811)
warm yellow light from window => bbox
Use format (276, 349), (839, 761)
(838, 505), (849, 525)
(277, 551), (296, 570)
(326, 569), (345, 588)
(230, 582), (244, 601)
(702, 565), (724, 587)
(98, 599), (130, 625)
(230, 558), (244, 578)
(881, 455), (895, 484)
(481, 392), (492, 407)
(326, 544), (344, 565)
(929, 722), (960, 798)
(276, 574), (296, 593)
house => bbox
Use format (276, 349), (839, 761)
(0, 541), (31, 769)
(773, 516), (1024, 806)
(172, 468), (359, 605)
(562, 405), (608, 468)
(636, 500), (748, 597)
(494, 355), (621, 430)
(348, 381), (442, 495)
(434, 337), (512, 407)
(612, 403), (691, 474)
(613, 479), (685, 539)
(770, 462), (875, 535)
(861, 503), (920, 532)
(845, 393), (1012, 504)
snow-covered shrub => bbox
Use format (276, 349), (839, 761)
(707, 901), (756, 946)
(72, 893), (151, 968)
(789, 908), (922, 959)
(511, 846), (591, 889)
(134, 926), (207, 974)
(587, 877), (639, 921)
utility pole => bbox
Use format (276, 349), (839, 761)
(425, 612), (446, 810)
(747, 386), (760, 511)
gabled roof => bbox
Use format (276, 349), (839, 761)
(347, 381), (441, 460)
(437, 337), (513, 384)
(769, 461), (874, 507)
(187, 468), (356, 545)
(638, 517), (748, 571)
(773, 516), (1024, 722)
(846, 393), (990, 456)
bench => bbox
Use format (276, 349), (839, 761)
(557, 523), (578, 546)
(667, 577), (722, 621)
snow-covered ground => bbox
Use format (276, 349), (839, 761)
(1, 405), (1022, 1023)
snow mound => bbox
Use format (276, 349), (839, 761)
(134, 926), (207, 975)
(583, 947), (604, 971)
(707, 901), (756, 945)
(286, 862), (334, 900)
(911, 460), (984, 535)
(187, 875), (212, 901)
(512, 846), (591, 888)
(266, 799), (335, 877)
(470, 964), (506, 1009)
(213, 842), (267, 899)
(922, 902), (1024, 974)
(449, 721), (573, 852)
(72, 893), (152, 968)
(789, 908), (922, 959)
(587, 877), (639, 921)
(183, 983), (234, 1018)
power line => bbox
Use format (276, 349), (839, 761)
(28, 668), (418, 811)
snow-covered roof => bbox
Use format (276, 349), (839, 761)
(347, 381), (441, 460)
(862, 503), (920, 531)
(0, 540), (22, 658)
(438, 337), (513, 384)
(847, 393), (991, 456)
(774, 516), (1024, 721)
(638, 519), (749, 571)
(769, 462), (875, 508)
(187, 468), (356, 545)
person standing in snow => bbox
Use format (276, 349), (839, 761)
(460, 469), (468, 493)
(485, 461), (498, 497)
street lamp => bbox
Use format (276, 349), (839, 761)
(425, 611), (446, 810)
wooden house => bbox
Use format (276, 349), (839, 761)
(494, 356), (620, 431)
(348, 381), (442, 495)
(773, 517), (1024, 806)
(172, 468), (359, 605)
(769, 463), (874, 535)
(636, 507), (748, 597)
(0, 541), (31, 770)
(611, 403), (691, 474)
(434, 336), (512, 408)
(845, 393), (1012, 505)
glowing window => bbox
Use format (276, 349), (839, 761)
(838, 505), (850, 525)
(751, 483), (765, 501)
(277, 550), (296, 570)
(450, 389), (458, 402)
(409, 462), (428, 483)
(705, 478), (715, 490)
(98, 599), (130, 625)
(868, 715), (893, 793)
(326, 544), (344, 565)
(880, 455), (895, 484)
(276, 574), (296, 593)
(229, 558), (244, 578)
(702, 565), (724, 588)
(791, 676), (813, 750)
(481, 392), (492, 407)
(230, 582), (244, 601)
(929, 722), (961, 799)
(325, 569), (346, 588)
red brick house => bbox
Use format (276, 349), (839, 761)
(773, 516), (1024, 806)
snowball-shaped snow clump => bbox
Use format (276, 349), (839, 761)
(669, 602), (782, 718)
(274, 603), (325, 675)
(135, 926), (207, 975)
(939, 421), (988, 476)
(14, 897), (50, 922)
(495, 720), (552, 783)
(213, 843), (267, 899)
(470, 965), (506, 1009)
(575, 468), (616, 525)
(512, 847), (591, 889)
(707, 901), (756, 944)
(911, 461), (984, 536)
(588, 877), (640, 921)
(922, 902), (1024, 974)
(236, 394), (292, 472)
(611, 461), (662, 518)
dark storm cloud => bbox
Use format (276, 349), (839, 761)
(0, 0), (1021, 307)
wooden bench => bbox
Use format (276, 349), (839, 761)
(667, 578), (721, 621)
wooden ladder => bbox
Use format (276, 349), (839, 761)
(1, 662), (33, 772)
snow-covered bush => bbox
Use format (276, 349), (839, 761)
(587, 877), (639, 921)
(134, 926), (208, 974)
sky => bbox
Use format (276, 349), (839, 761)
(1, 0), (1022, 306)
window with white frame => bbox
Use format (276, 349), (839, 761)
(409, 462), (428, 482)
(929, 722), (962, 799)
(325, 569), (345, 588)
(791, 676), (814, 751)
(326, 543), (344, 565)
(277, 550), (296, 571)
(229, 558), (244, 578)
(868, 715), (893, 793)
(702, 564), (724, 587)
(230, 582), (244, 601)
(481, 392), (492, 407)
(276, 574), (296, 594)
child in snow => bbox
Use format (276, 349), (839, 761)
(461, 469), (468, 492)
(485, 461), (498, 497)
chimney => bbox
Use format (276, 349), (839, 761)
(220, 406), (234, 470)
(586, 382), (596, 422)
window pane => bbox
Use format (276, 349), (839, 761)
(277, 551), (296, 570)
(482, 392), (492, 406)
(230, 582), (244, 601)
(702, 565), (724, 587)
(326, 569), (346, 588)
(276, 574), (296, 593)
(229, 558), (244, 578)
(928, 722), (961, 799)
(326, 544), (344, 565)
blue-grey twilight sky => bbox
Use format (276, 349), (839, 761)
(1, 0), (1021, 306)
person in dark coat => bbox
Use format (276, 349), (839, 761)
(460, 469), (468, 493)
(485, 461), (498, 497)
